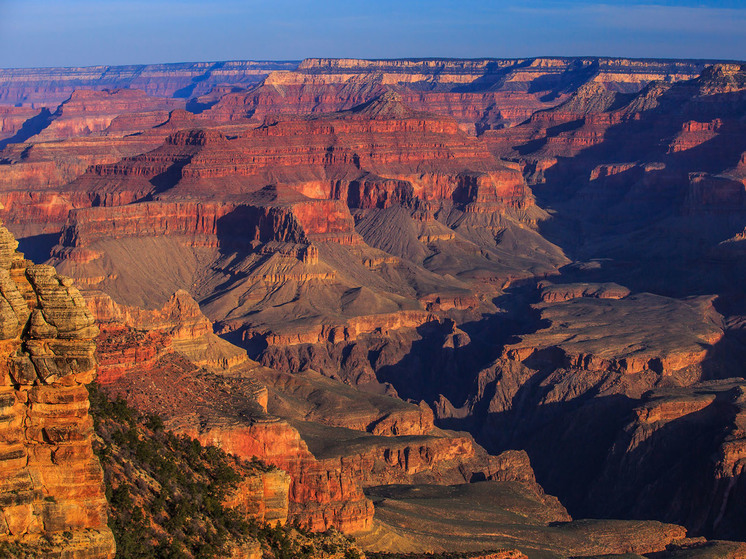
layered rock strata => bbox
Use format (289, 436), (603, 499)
(0, 223), (115, 557)
(200, 57), (708, 132)
(87, 289), (374, 533)
(32, 89), (184, 142)
(87, 289), (559, 536)
(0, 61), (298, 107)
(44, 94), (566, 351)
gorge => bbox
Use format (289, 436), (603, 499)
(2, 55), (746, 558)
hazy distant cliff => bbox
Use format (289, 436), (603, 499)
(0, 56), (716, 108)
(0, 60), (299, 106)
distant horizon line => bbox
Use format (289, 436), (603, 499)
(2, 55), (745, 72)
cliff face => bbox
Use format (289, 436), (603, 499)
(0, 106), (43, 142)
(0, 61), (298, 107)
(87, 289), (375, 533)
(295, 57), (706, 83)
(0, 224), (115, 557)
(85, 289), (561, 536)
(41, 94), (565, 350)
(420, 282), (746, 537)
(201, 57), (707, 132)
(488, 64), (746, 220)
(502, 292), (723, 377)
(6, 57), (746, 550)
(0, 57), (706, 112)
(62, 96), (529, 206)
(585, 380), (746, 541)
(32, 89), (184, 142)
(89, 382), (293, 559)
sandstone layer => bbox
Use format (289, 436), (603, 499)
(0, 223), (114, 557)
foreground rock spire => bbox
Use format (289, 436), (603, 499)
(0, 222), (115, 557)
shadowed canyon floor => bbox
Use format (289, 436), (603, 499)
(3, 57), (746, 557)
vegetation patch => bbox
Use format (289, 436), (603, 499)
(88, 382), (363, 559)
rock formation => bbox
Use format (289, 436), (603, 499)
(0, 61), (298, 107)
(86, 288), (565, 536)
(586, 380), (746, 541)
(0, 106), (44, 143)
(0, 223), (115, 557)
(37, 94), (565, 351)
(4, 56), (746, 553)
(199, 57), (707, 133)
(31, 89), (184, 142)
(88, 288), (375, 532)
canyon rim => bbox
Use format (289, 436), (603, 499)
(2, 1), (746, 557)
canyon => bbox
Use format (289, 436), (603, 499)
(2, 56), (746, 557)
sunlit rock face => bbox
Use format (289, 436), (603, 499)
(0, 223), (115, 558)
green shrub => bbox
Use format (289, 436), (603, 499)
(88, 382), (362, 559)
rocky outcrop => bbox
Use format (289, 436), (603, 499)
(503, 293), (723, 377)
(192, 419), (374, 533)
(87, 288), (565, 538)
(537, 281), (631, 303)
(584, 380), (746, 541)
(0, 223), (114, 557)
(43, 96), (565, 350)
(87, 289), (374, 533)
(87, 289), (248, 379)
(0, 106), (43, 142)
(8, 57), (746, 551)
(223, 464), (291, 527)
(247, 310), (437, 347)
(52, 195), (361, 267)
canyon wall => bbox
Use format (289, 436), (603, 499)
(0, 223), (115, 557)
(201, 57), (709, 132)
(4, 56), (746, 551)
(0, 61), (298, 107)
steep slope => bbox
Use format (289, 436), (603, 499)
(586, 380), (746, 541)
(0, 106), (45, 145)
(5, 57), (746, 553)
(0, 99), (208, 247)
(31, 88), (184, 142)
(84, 288), (566, 536)
(425, 282), (746, 539)
(488, 63), (746, 236)
(89, 383), (375, 559)
(81, 286), (726, 558)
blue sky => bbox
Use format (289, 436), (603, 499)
(0, 0), (744, 68)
